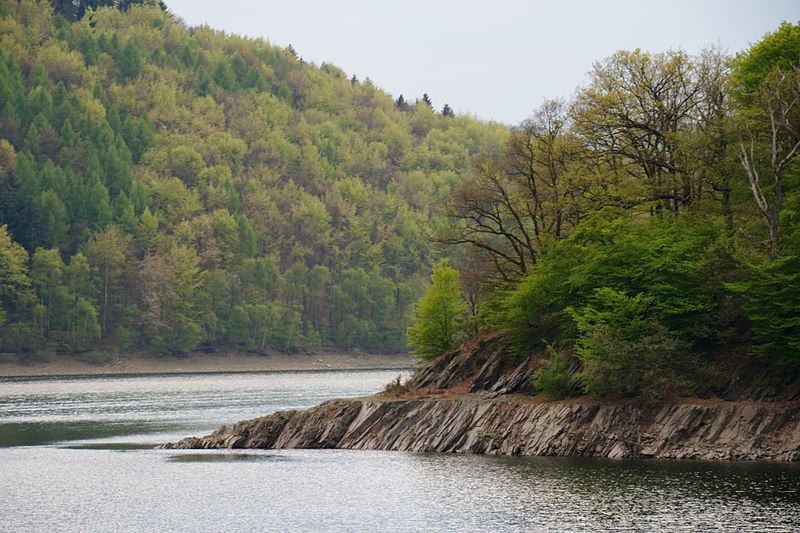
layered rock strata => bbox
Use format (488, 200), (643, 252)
(162, 396), (800, 461)
(162, 334), (800, 461)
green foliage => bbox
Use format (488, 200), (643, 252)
(169, 320), (203, 355)
(0, 225), (31, 327)
(35, 190), (69, 249)
(733, 22), (800, 99)
(117, 39), (143, 81)
(730, 239), (800, 364)
(0, 2), (505, 355)
(225, 305), (252, 349)
(571, 288), (693, 399)
(502, 210), (731, 350)
(50, 0), (164, 22)
(84, 225), (131, 335)
(10, 0), (795, 388)
(407, 259), (466, 360)
(70, 296), (101, 350)
(532, 344), (579, 399)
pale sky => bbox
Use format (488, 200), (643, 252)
(165, 0), (800, 125)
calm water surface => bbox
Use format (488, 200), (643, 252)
(1, 369), (799, 532)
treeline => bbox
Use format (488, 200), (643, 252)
(0, 0), (507, 355)
(50, 1), (168, 22)
(410, 23), (800, 399)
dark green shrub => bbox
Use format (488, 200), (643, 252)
(571, 288), (694, 400)
(532, 344), (579, 399)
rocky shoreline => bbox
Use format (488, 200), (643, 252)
(161, 395), (800, 461)
(162, 336), (800, 461)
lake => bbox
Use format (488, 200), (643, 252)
(1, 369), (799, 532)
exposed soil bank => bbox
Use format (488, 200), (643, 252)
(0, 352), (413, 378)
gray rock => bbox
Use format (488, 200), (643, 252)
(161, 333), (800, 461)
(161, 396), (800, 461)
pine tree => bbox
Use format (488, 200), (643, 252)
(118, 40), (143, 81)
(395, 94), (408, 111)
(35, 190), (69, 250)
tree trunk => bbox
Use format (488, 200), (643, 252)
(103, 265), (109, 335)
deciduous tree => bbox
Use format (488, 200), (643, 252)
(408, 259), (466, 359)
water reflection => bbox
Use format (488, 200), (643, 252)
(0, 420), (179, 447)
(396, 452), (800, 531)
(62, 443), (157, 451)
(0, 368), (410, 446)
(168, 452), (287, 463)
(0, 370), (798, 532)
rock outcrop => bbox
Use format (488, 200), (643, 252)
(162, 396), (800, 461)
(408, 334), (536, 396)
(161, 333), (800, 461)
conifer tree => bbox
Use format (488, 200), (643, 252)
(395, 94), (409, 111)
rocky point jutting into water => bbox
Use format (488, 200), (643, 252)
(163, 336), (800, 461)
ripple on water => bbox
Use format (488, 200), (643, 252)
(167, 452), (290, 463)
(0, 369), (798, 532)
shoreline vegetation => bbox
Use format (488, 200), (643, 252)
(0, 3), (797, 401)
(0, 351), (413, 378)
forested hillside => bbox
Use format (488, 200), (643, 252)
(409, 23), (800, 398)
(0, 0), (507, 355)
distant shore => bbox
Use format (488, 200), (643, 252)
(0, 352), (415, 378)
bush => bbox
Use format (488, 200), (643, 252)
(169, 321), (203, 355)
(730, 228), (800, 364)
(571, 288), (694, 400)
(532, 344), (579, 399)
(502, 210), (727, 351)
(30, 350), (57, 363)
(383, 374), (411, 397)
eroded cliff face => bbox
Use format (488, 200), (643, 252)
(162, 396), (800, 461)
(162, 334), (800, 461)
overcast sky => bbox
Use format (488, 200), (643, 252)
(165, 0), (800, 125)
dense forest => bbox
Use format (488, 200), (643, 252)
(409, 23), (800, 398)
(1, 0), (797, 391)
(0, 0), (508, 356)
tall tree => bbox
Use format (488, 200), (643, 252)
(733, 24), (800, 255)
(30, 247), (67, 335)
(442, 100), (589, 283)
(407, 259), (466, 360)
(442, 157), (539, 282)
(0, 224), (30, 326)
(572, 49), (702, 210)
(736, 67), (800, 255)
(85, 225), (131, 335)
(691, 47), (735, 232)
(395, 94), (407, 110)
